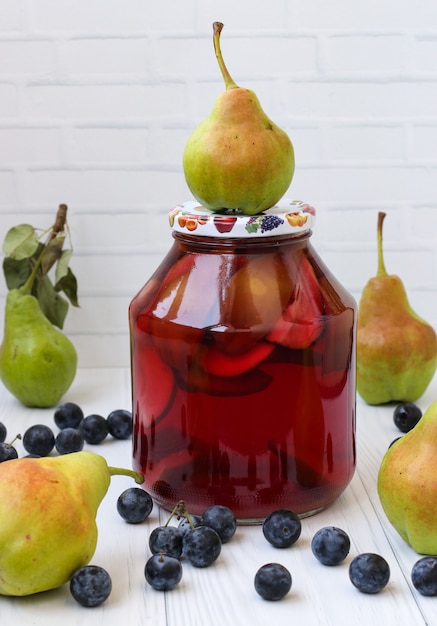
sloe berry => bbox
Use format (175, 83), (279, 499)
(70, 565), (112, 607)
(107, 409), (133, 439)
(145, 553), (182, 591)
(79, 414), (109, 445)
(117, 487), (153, 523)
(149, 526), (184, 559)
(55, 428), (84, 454)
(183, 526), (222, 568)
(349, 553), (390, 594)
(262, 509), (302, 548)
(0, 422), (7, 443)
(393, 403), (422, 433)
(411, 556), (437, 596)
(311, 526), (351, 566)
(54, 402), (84, 430)
(254, 563), (292, 601)
(201, 505), (237, 543)
(22, 424), (55, 457)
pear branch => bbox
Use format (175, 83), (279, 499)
(49, 203), (68, 241)
(20, 204), (68, 296)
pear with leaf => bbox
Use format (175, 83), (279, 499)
(183, 22), (294, 215)
(0, 204), (79, 407)
(357, 212), (437, 404)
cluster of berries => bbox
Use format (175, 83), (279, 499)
(256, 509), (436, 600)
(143, 501), (237, 591)
(0, 402), (132, 461)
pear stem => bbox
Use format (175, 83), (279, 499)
(376, 211), (388, 277)
(20, 204), (68, 296)
(108, 466), (144, 484)
(213, 22), (238, 90)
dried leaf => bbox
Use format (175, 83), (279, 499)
(55, 249), (73, 284)
(55, 267), (79, 308)
(41, 236), (65, 275)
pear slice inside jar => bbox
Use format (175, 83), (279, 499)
(267, 254), (324, 350)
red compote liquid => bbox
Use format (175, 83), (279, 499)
(130, 201), (356, 522)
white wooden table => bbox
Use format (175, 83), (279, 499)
(0, 367), (436, 626)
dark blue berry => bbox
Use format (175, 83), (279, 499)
(0, 442), (18, 462)
(0, 422), (7, 443)
(117, 487), (153, 523)
(349, 553), (390, 594)
(149, 526), (183, 559)
(55, 428), (84, 454)
(178, 515), (203, 536)
(262, 509), (302, 548)
(70, 565), (112, 607)
(79, 414), (109, 445)
(145, 553), (182, 591)
(311, 526), (351, 566)
(182, 525), (221, 568)
(54, 402), (84, 430)
(254, 563), (292, 601)
(411, 557), (437, 596)
(201, 505), (237, 543)
(107, 409), (133, 439)
(393, 403), (422, 433)
(22, 424), (55, 457)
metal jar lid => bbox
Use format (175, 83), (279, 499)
(169, 198), (315, 238)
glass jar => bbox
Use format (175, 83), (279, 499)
(130, 199), (356, 522)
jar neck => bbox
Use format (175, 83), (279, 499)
(172, 229), (312, 253)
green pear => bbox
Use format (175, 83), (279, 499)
(0, 451), (143, 596)
(0, 288), (77, 407)
(183, 22), (294, 215)
(357, 212), (437, 404)
(377, 399), (437, 554)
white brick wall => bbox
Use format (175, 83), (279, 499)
(1, 0), (437, 368)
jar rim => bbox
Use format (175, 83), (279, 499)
(169, 199), (315, 239)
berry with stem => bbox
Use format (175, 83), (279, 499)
(145, 552), (182, 591)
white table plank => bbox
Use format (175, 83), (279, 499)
(0, 368), (436, 625)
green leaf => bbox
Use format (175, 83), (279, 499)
(41, 236), (65, 275)
(36, 276), (69, 329)
(2, 256), (32, 290)
(55, 267), (79, 307)
(2, 243), (45, 291)
(55, 249), (72, 284)
(2, 224), (39, 260)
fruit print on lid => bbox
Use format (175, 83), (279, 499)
(169, 199), (315, 238)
